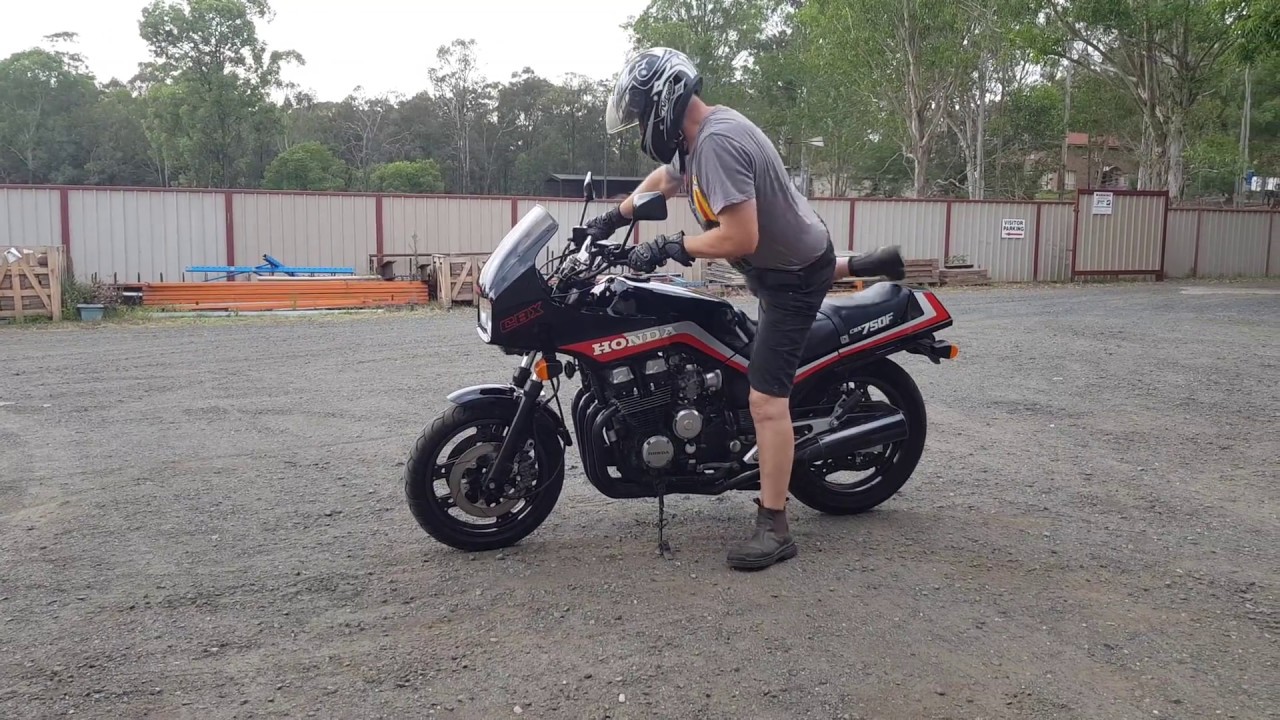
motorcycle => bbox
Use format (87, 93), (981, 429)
(404, 173), (958, 555)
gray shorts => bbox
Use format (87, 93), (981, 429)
(744, 240), (836, 398)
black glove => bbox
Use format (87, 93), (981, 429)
(584, 207), (631, 242)
(627, 232), (693, 274)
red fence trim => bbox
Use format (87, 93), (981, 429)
(0, 183), (1082, 208)
(1158, 194), (1170, 281)
(943, 201), (953, 258)
(1033, 202), (1043, 282)
(1268, 213), (1276, 276)
(1075, 189), (1170, 197)
(375, 195), (385, 264)
(1069, 198), (1081, 279)
(59, 189), (71, 262)
(223, 192), (236, 282)
(847, 200), (856, 251)
(1074, 269), (1163, 277)
(1192, 210), (1204, 277)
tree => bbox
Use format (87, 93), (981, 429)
(83, 81), (157, 186)
(429, 39), (485, 193)
(0, 35), (98, 184)
(799, 0), (967, 197)
(1032, 0), (1237, 200)
(262, 141), (346, 190)
(334, 88), (409, 190)
(136, 0), (302, 187)
(370, 159), (444, 194)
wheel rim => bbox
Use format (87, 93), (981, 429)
(426, 419), (544, 533)
(797, 373), (909, 495)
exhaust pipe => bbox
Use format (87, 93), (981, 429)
(795, 412), (909, 463)
(717, 412), (909, 492)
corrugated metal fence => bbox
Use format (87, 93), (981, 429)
(1, 185), (1276, 284)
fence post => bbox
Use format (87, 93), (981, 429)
(1033, 202), (1043, 282)
(943, 200), (953, 262)
(1192, 210), (1203, 278)
(375, 195), (385, 267)
(223, 192), (236, 282)
(59, 189), (73, 278)
(847, 199), (856, 251)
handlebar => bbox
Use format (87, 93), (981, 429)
(553, 235), (632, 288)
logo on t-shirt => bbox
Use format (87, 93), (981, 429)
(688, 175), (718, 230)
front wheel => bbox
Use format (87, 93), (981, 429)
(404, 400), (564, 551)
(788, 357), (928, 515)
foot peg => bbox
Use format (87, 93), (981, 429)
(847, 246), (905, 281)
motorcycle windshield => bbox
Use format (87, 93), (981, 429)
(479, 205), (558, 297)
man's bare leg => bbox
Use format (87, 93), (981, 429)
(750, 390), (794, 509)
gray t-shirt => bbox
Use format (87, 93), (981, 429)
(667, 106), (829, 272)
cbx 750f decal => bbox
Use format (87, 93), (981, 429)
(840, 312), (895, 344)
(500, 302), (544, 332)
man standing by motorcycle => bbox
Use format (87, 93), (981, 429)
(584, 48), (903, 570)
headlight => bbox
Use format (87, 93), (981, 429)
(477, 296), (492, 341)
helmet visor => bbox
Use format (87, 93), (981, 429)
(605, 89), (640, 135)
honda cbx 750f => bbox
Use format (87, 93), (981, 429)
(404, 174), (958, 554)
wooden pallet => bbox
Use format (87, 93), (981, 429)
(431, 254), (489, 309)
(940, 267), (990, 286)
(704, 260), (746, 286)
(903, 258), (940, 285)
(1, 247), (64, 322)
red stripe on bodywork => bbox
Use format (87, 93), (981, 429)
(793, 292), (951, 383)
(561, 333), (748, 372)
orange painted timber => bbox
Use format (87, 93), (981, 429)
(141, 280), (429, 310)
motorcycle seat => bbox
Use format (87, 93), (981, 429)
(819, 282), (914, 333)
(729, 283), (914, 365)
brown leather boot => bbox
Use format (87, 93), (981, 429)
(726, 498), (797, 570)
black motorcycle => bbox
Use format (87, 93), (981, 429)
(404, 174), (959, 554)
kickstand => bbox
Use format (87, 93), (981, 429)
(656, 489), (675, 560)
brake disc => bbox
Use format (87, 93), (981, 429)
(447, 442), (519, 518)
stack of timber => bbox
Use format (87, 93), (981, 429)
(940, 267), (991, 286)
(140, 279), (429, 311)
(1, 247), (64, 322)
(703, 260), (745, 286)
(903, 258), (940, 285)
(430, 253), (488, 309)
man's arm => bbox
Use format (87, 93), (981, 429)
(678, 133), (758, 260)
(681, 200), (758, 259)
(619, 164), (682, 218)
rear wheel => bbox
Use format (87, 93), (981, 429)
(404, 401), (564, 551)
(788, 358), (927, 515)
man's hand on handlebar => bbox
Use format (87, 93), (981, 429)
(627, 232), (693, 274)
(583, 207), (631, 242)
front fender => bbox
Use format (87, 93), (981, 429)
(446, 384), (519, 405)
(445, 383), (572, 448)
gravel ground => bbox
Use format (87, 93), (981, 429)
(1, 280), (1277, 720)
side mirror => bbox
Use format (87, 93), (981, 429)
(630, 191), (668, 221)
(583, 172), (595, 202)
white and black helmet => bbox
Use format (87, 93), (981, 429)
(605, 47), (703, 166)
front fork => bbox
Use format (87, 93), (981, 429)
(483, 352), (545, 486)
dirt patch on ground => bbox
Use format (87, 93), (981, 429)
(1, 280), (1277, 719)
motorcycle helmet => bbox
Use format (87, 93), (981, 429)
(605, 47), (703, 166)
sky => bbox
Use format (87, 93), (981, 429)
(0, 0), (654, 100)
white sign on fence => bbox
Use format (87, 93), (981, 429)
(1092, 191), (1114, 215)
(1001, 218), (1026, 239)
